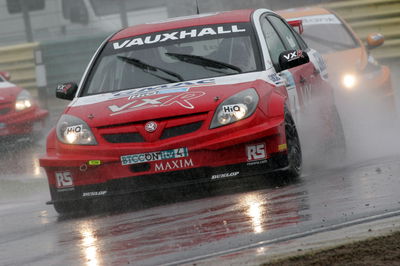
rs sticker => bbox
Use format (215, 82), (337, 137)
(55, 171), (74, 188)
(247, 143), (266, 161)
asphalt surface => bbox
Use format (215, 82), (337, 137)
(1, 94), (400, 265)
(1, 136), (400, 265)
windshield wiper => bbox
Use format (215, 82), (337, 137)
(165, 52), (242, 74)
(117, 56), (184, 83)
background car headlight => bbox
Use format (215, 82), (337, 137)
(56, 114), (97, 145)
(342, 73), (358, 90)
(15, 90), (32, 111)
(210, 88), (259, 129)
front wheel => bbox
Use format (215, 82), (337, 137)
(283, 108), (302, 178)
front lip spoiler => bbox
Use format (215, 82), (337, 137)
(46, 152), (289, 205)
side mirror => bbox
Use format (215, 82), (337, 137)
(0, 71), (11, 81)
(56, 82), (78, 100)
(366, 33), (384, 49)
(278, 50), (309, 71)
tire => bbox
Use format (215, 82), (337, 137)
(283, 107), (302, 178)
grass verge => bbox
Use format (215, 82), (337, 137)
(263, 231), (400, 266)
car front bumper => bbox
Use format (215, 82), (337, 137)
(0, 106), (48, 138)
(40, 116), (289, 204)
(335, 65), (395, 111)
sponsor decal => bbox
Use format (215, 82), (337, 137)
(278, 143), (288, 151)
(127, 87), (189, 100)
(290, 14), (341, 26)
(247, 159), (268, 166)
(121, 147), (189, 165)
(55, 171), (74, 189)
(247, 143), (266, 161)
(56, 83), (71, 94)
(108, 91), (205, 116)
(283, 50), (304, 62)
(65, 124), (83, 135)
(145, 121), (158, 133)
(268, 73), (281, 83)
(222, 104), (245, 114)
(154, 158), (194, 171)
(112, 24), (246, 50)
(88, 160), (102, 166)
(82, 191), (107, 197)
(211, 171), (240, 180)
(111, 79), (215, 99)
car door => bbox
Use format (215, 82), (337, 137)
(260, 14), (316, 117)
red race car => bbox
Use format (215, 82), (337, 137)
(40, 9), (343, 214)
(0, 71), (48, 143)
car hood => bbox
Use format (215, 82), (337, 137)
(66, 72), (272, 128)
(0, 81), (21, 102)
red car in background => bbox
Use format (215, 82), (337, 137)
(0, 71), (48, 143)
(40, 9), (344, 214)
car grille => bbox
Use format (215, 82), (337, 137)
(0, 103), (11, 116)
(102, 132), (144, 143)
(160, 121), (202, 140)
(100, 113), (207, 144)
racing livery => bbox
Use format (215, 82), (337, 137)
(40, 9), (342, 214)
(279, 7), (395, 111)
(0, 72), (48, 142)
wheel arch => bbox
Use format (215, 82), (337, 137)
(266, 91), (286, 118)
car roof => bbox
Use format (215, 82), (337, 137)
(110, 9), (255, 41)
(277, 6), (332, 19)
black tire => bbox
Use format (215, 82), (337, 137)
(283, 108), (302, 178)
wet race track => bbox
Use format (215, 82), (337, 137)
(1, 121), (400, 266)
(0, 86), (400, 266)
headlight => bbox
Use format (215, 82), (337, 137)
(342, 73), (358, 90)
(15, 90), (32, 111)
(56, 114), (97, 145)
(210, 88), (259, 129)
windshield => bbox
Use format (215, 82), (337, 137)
(82, 23), (262, 96)
(298, 14), (359, 54)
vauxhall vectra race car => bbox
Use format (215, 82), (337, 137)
(0, 71), (48, 143)
(40, 9), (343, 214)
